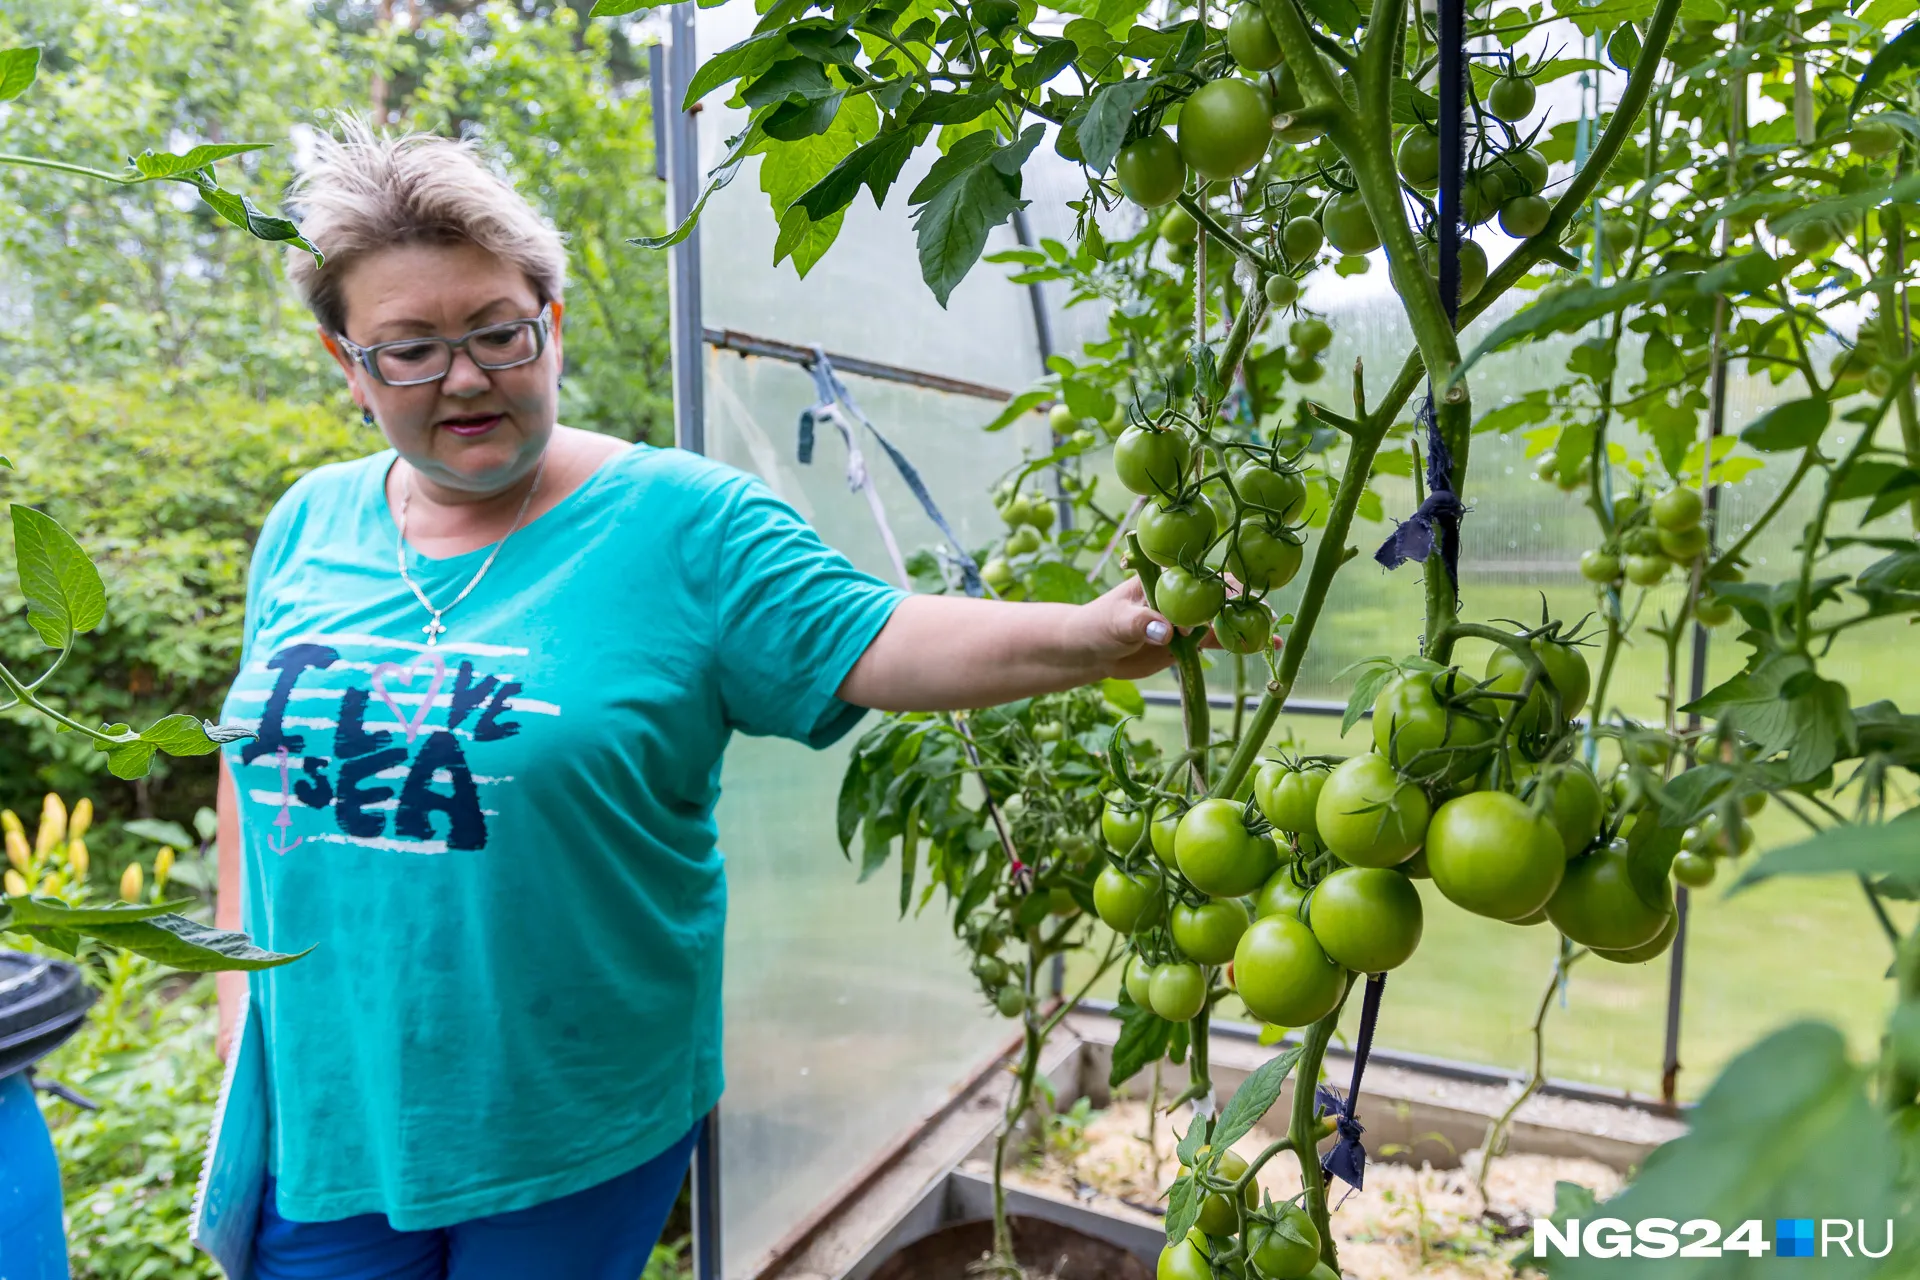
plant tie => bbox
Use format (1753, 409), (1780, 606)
(797, 345), (984, 596)
(1318, 971), (1388, 1191)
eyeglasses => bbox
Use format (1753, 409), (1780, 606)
(335, 307), (554, 387)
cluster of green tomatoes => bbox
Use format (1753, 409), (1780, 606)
(1114, 421), (1307, 646)
(980, 481), (1062, 596)
(1109, 2), (1557, 318)
(1574, 483), (1738, 625)
(1091, 620), (1722, 1075)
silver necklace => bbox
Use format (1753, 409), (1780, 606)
(394, 457), (545, 647)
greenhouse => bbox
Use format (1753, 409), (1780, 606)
(0, 0), (1916, 1278)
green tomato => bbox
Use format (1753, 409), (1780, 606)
(1094, 865), (1163, 933)
(1178, 78), (1274, 181)
(1289, 317), (1332, 355)
(1282, 215), (1325, 262)
(1315, 753), (1430, 868)
(1149, 961), (1209, 1021)
(1307, 866), (1424, 973)
(1250, 1202), (1322, 1278)
(1624, 553), (1672, 587)
(1103, 798), (1148, 854)
(1158, 1233), (1214, 1280)
(1285, 355), (1324, 384)
(972, 953), (1009, 985)
(1651, 486), (1703, 531)
(1503, 148), (1549, 196)
(1320, 191), (1380, 255)
(1155, 566), (1228, 628)
(982, 557), (1014, 593)
(1371, 668), (1494, 782)
(1852, 118), (1901, 158)
(1658, 523), (1709, 561)
(1233, 914), (1348, 1026)
(1138, 499), (1218, 567)
(1421, 238), (1489, 301)
(1532, 762), (1605, 858)
(1786, 219), (1835, 256)
(1233, 461), (1307, 523)
(1579, 549), (1621, 583)
(1483, 634), (1592, 730)
(1005, 525), (1042, 556)
(1590, 905), (1677, 964)
(1487, 75), (1536, 121)
(1151, 802), (1183, 866)
(1397, 129), (1440, 189)
(1255, 867), (1309, 921)
(1227, 1), (1285, 70)
(1671, 851), (1716, 888)
(1499, 194), (1552, 238)
(1191, 1148), (1259, 1235)
(1264, 273), (1300, 306)
(1125, 955), (1159, 1007)
(1048, 404), (1076, 435)
(1223, 520), (1304, 591)
(1172, 899), (1251, 965)
(1117, 130), (1188, 208)
(1255, 764), (1326, 837)
(1162, 204), (1200, 246)
(1114, 425), (1193, 496)
(1546, 842), (1671, 950)
(1176, 798), (1275, 897)
(1215, 599), (1276, 654)
(995, 984), (1027, 1017)
(1460, 171), (1507, 226)
(1425, 791), (1566, 922)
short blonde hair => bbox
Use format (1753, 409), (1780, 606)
(285, 115), (566, 334)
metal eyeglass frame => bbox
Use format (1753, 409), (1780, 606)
(333, 305), (555, 387)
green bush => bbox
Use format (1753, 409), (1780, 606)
(38, 961), (223, 1280)
(0, 378), (364, 839)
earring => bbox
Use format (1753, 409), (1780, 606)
(362, 407), (374, 426)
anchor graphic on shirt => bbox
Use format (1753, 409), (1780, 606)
(268, 746), (303, 855)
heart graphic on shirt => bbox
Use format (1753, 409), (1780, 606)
(370, 652), (448, 745)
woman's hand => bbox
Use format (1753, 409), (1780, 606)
(838, 578), (1275, 712)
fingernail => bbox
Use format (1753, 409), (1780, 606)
(1145, 620), (1171, 644)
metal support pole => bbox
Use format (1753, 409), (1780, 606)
(1662, 25), (1743, 1108)
(665, 2), (705, 456)
(1435, 0), (1465, 327)
(658, 8), (721, 1271)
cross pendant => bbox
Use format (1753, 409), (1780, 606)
(422, 615), (447, 647)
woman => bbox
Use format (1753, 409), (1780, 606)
(213, 122), (1184, 1278)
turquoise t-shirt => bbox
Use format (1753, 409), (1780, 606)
(218, 443), (904, 1228)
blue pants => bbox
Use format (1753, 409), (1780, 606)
(255, 1122), (700, 1280)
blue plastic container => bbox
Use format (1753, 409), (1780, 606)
(0, 1069), (68, 1279)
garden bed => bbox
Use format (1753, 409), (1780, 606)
(753, 1010), (1685, 1280)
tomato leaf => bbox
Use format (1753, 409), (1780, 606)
(633, 122), (763, 251)
(1770, 170), (1920, 236)
(8, 897), (198, 927)
(10, 504), (106, 649)
(127, 144), (271, 180)
(1163, 1172), (1200, 1242)
(1850, 20), (1920, 122)
(1077, 78), (1155, 174)
(836, 750), (869, 853)
(7, 899), (308, 971)
(1296, 0), (1362, 37)
(1212, 1045), (1303, 1150)
(1685, 653), (1855, 784)
(1335, 655), (1397, 736)
(0, 46), (40, 102)
(685, 27), (805, 110)
(1739, 396), (1830, 453)
(1101, 678), (1146, 716)
(912, 130), (1034, 306)
(1728, 817), (1920, 894)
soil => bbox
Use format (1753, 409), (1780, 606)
(868, 1214), (1154, 1280)
(979, 1097), (1624, 1279)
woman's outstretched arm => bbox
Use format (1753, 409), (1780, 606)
(837, 577), (1186, 711)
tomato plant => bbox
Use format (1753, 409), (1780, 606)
(688, 0), (1920, 1264)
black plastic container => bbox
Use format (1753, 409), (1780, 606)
(0, 948), (95, 1080)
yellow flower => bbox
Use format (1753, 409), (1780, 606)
(69, 797), (93, 841)
(120, 862), (144, 902)
(3, 869), (25, 898)
(0, 809), (21, 839)
(5, 829), (28, 873)
(154, 846), (175, 891)
(35, 792), (66, 855)
(67, 837), (90, 882)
